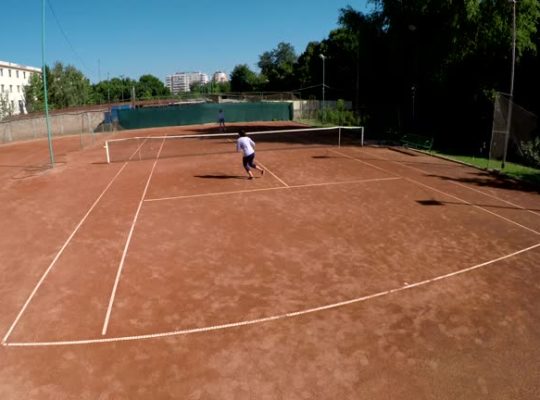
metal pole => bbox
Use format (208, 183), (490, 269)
(320, 54), (326, 123)
(502, 0), (517, 169)
(42, 0), (55, 167)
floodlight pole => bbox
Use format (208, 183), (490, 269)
(502, 0), (517, 169)
(320, 54), (326, 122)
(42, 0), (55, 167)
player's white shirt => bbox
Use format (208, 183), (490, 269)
(237, 137), (255, 156)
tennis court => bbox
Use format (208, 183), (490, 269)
(1, 122), (539, 399)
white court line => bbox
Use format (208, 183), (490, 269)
(341, 148), (540, 236)
(1, 163), (129, 345)
(101, 138), (167, 336)
(373, 148), (540, 217)
(450, 180), (540, 218)
(144, 177), (401, 203)
(407, 177), (540, 235)
(4, 241), (539, 347)
(330, 149), (400, 177)
(257, 161), (289, 187)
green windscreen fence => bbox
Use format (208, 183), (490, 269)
(117, 102), (293, 130)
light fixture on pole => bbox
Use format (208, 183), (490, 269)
(502, 0), (517, 169)
(319, 54), (326, 121)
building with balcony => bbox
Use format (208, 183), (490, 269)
(0, 60), (42, 118)
(166, 71), (209, 94)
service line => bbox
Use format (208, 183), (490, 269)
(144, 176), (401, 203)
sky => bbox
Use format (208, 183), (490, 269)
(1, 0), (373, 83)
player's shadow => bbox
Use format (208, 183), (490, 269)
(312, 155), (335, 159)
(194, 174), (246, 180)
(416, 199), (444, 206)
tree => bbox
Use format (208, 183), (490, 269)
(230, 64), (261, 92)
(48, 62), (92, 109)
(92, 76), (137, 103)
(136, 74), (170, 99)
(258, 42), (298, 90)
(24, 72), (45, 113)
(0, 93), (13, 119)
(294, 41), (322, 92)
(23, 62), (92, 110)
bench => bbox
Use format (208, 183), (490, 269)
(400, 133), (434, 151)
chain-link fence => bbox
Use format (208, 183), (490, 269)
(489, 92), (539, 168)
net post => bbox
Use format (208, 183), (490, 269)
(105, 141), (111, 164)
(361, 126), (364, 146)
(338, 127), (341, 147)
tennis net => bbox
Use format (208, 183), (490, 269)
(104, 126), (364, 163)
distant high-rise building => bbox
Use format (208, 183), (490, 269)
(166, 72), (209, 94)
(0, 60), (42, 118)
(212, 71), (228, 83)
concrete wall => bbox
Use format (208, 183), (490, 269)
(0, 110), (107, 143)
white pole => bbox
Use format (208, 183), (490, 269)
(105, 141), (110, 164)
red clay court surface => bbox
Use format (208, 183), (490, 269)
(0, 122), (539, 399)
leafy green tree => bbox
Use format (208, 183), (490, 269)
(92, 76), (137, 103)
(23, 62), (92, 110)
(49, 62), (92, 108)
(214, 81), (231, 93)
(258, 42), (298, 90)
(294, 41), (322, 92)
(0, 93), (13, 119)
(230, 64), (262, 91)
(136, 74), (170, 99)
(24, 72), (45, 113)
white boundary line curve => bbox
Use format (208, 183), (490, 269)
(4, 242), (539, 347)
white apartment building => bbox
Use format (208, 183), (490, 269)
(166, 72), (209, 94)
(212, 71), (228, 83)
(0, 60), (42, 118)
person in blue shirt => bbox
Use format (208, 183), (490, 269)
(218, 109), (226, 132)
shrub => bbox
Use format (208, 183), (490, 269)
(520, 137), (540, 168)
(317, 99), (360, 126)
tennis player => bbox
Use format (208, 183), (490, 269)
(236, 130), (264, 179)
(218, 109), (225, 132)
